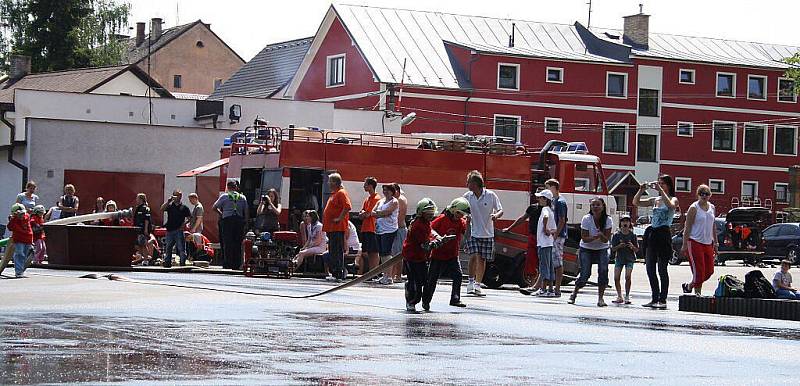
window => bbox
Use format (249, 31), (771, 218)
(716, 72), (736, 98)
(326, 54), (345, 87)
(743, 123), (767, 154)
(214, 79), (222, 90)
(637, 134), (657, 162)
(675, 177), (691, 193)
(775, 183), (789, 203)
(763, 226), (781, 238)
(679, 69), (695, 84)
(546, 67), (563, 83)
(173, 74), (182, 89)
(573, 163), (604, 193)
(677, 121), (693, 137)
(544, 117), (562, 133)
(747, 75), (767, 101)
(606, 72), (627, 98)
(638, 88), (659, 117)
(498, 63), (520, 90)
(741, 181), (758, 199)
(774, 125), (798, 155)
(778, 224), (799, 236)
(712, 121), (736, 152)
(778, 78), (797, 103)
(603, 123), (628, 154)
(709, 179), (725, 194)
(494, 115), (520, 142)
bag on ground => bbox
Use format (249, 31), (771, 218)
(714, 274), (745, 297)
(743, 270), (776, 299)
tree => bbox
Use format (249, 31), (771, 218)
(785, 53), (800, 93)
(0, 0), (130, 73)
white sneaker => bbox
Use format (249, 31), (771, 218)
(325, 274), (335, 282)
(379, 276), (394, 285)
(533, 289), (548, 297)
(473, 285), (484, 296)
(467, 282), (475, 294)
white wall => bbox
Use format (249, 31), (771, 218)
(635, 65), (663, 184)
(24, 118), (234, 222)
(0, 111), (13, 146)
(12, 90), (198, 141)
(0, 147), (25, 226)
(333, 108), (400, 133)
(91, 70), (160, 97)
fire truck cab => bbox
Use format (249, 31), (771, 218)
(212, 126), (616, 285)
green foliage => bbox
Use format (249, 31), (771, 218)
(784, 53), (800, 92)
(0, 0), (130, 73)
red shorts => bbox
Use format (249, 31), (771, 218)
(525, 234), (538, 275)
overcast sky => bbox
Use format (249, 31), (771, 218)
(127, 0), (799, 61)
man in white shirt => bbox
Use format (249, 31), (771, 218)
(463, 170), (503, 296)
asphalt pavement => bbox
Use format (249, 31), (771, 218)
(1, 262), (798, 385)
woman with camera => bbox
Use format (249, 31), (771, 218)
(255, 189), (282, 233)
(633, 175), (679, 310)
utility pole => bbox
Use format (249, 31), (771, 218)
(586, 0), (593, 29)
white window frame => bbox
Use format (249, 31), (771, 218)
(497, 63), (520, 91)
(326, 53), (346, 88)
(709, 179), (725, 195)
(775, 183), (790, 204)
(778, 77), (797, 103)
(602, 122), (629, 155)
(493, 114), (521, 142)
(741, 180), (759, 199)
(679, 69), (695, 85)
(574, 178), (591, 192)
(747, 74), (768, 101)
(544, 117), (562, 134)
(546, 67), (564, 84)
(606, 71), (628, 99)
(711, 120), (737, 153)
(675, 177), (692, 193)
(716, 72), (736, 98)
(774, 125), (798, 156)
(742, 123), (768, 155)
(677, 121), (694, 138)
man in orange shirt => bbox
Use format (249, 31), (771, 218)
(359, 177), (381, 273)
(322, 172), (352, 280)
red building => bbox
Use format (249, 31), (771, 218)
(281, 4), (800, 217)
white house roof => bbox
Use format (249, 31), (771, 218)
(330, 4), (799, 89)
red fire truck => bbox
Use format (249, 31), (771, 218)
(191, 126), (617, 286)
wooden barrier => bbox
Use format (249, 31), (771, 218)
(679, 295), (800, 321)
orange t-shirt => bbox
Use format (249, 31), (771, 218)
(361, 192), (381, 233)
(323, 188), (352, 232)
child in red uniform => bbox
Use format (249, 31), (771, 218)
(422, 197), (470, 310)
(402, 198), (440, 312)
(7, 203), (33, 278)
(30, 205), (47, 264)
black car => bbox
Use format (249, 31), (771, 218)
(670, 218), (727, 265)
(762, 223), (800, 264)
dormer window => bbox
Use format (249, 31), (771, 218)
(497, 63), (520, 90)
(546, 67), (563, 83)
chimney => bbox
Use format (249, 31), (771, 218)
(10, 55), (31, 80)
(622, 5), (649, 48)
(136, 22), (146, 45)
(150, 18), (163, 41)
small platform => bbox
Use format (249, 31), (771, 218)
(679, 295), (800, 321)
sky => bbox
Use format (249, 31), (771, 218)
(127, 0), (799, 61)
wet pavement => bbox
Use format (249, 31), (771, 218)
(1, 266), (799, 385)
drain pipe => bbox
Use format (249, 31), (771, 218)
(1, 108), (28, 190)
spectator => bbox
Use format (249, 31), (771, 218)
(611, 215), (638, 304)
(293, 210), (326, 268)
(58, 184), (79, 218)
(569, 197), (613, 307)
(7, 203), (33, 278)
(373, 184), (399, 285)
(30, 205), (47, 264)
(546, 179), (568, 297)
(15, 181), (39, 211)
(502, 193), (541, 295)
(423, 197), (470, 309)
(634, 175), (679, 310)
(188, 193), (204, 245)
(463, 170), (503, 297)
(255, 189), (281, 233)
(133, 193), (153, 262)
(389, 183), (408, 283)
(92, 197), (105, 213)
(44, 202), (61, 222)
(358, 177), (381, 274)
(322, 173), (351, 280)
(773, 259), (800, 300)
(321, 219), (361, 281)
(213, 180), (249, 270)
(534, 190), (557, 297)
(681, 184), (717, 296)
(160, 190), (192, 267)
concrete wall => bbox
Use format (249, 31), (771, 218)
(0, 146), (25, 227)
(23, 118), (234, 223)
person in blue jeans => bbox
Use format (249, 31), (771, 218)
(774, 259), (800, 300)
(569, 198), (613, 307)
(160, 189), (192, 267)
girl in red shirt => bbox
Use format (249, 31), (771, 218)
(30, 205), (47, 264)
(402, 198), (440, 312)
(7, 203), (33, 278)
(422, 197), (470, 310)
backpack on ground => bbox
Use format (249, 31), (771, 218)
(743, 270), (776, 299)
(714, 274), (745, 297)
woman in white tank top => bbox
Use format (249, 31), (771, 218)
(373, 184), (399, 284)
(681, 184), (718, 296)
